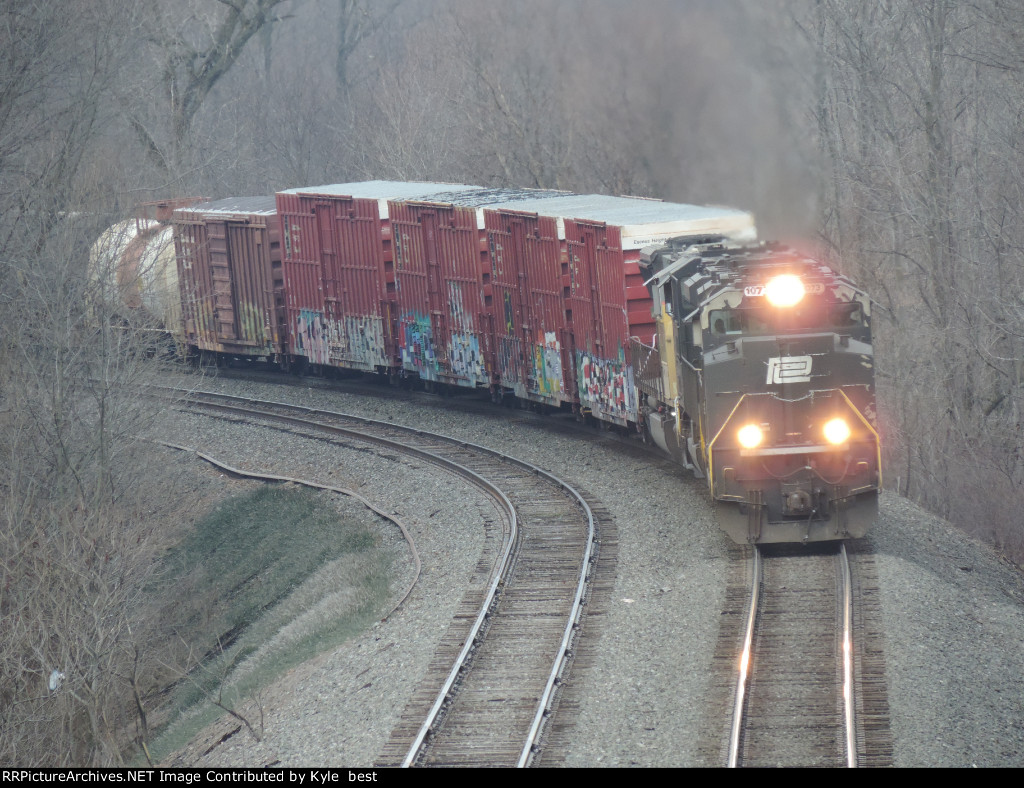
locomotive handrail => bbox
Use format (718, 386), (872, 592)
(705, 394), (749, 498)
(837, 389), (883, 488)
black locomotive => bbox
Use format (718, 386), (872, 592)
(634, 239), (879, 543)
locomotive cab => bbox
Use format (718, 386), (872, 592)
(639, 241), (880, 544)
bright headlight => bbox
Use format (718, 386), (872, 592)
(823, 418), (851, 445)
(738, 424), (764, 449)
(765, 274), (805, 307)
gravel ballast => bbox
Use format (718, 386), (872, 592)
(155, 372), (1024, 767)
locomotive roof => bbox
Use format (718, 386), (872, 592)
(647, 241), (870, 315)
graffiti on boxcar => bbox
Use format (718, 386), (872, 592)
(285, 223), (301, 257)
(193, 298), (215, 339)
(237, 301), (271, 348)
(532, 331), (564, 397)
(496, 335), (522, 388)
(394, 231), (407, 271)
(400, 312), (437, 379)
(327, 314), (388, 369)
(446, 282), (474, 333)
(503, 291), (515, 333)
(566, 249), (581, 294)
(487, 233), (505, 280)
(296, 309), (329, 364)
(577, 351), (637, 421)
(448, 332), (487, 385)
(444, 282), (488, 384)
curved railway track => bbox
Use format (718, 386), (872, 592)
(726, 543), (892, 768)
(161, 387), (601, 768)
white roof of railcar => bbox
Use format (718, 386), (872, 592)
(278, 180), (477, 217)
(277, 181), (756, 247)
(279, 180), (475, 198)
(181, 196), (278, 216)
(474, 193), (757, 248)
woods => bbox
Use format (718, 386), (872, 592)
(796, 0), (1024, 555)
(2, 0), (1024, 765)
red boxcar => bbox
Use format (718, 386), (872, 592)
(388, 200), (494, 387)
(471, 193), (758, 424)
(387, 186), (571, 395)
(173, 197), (285, 359)
(275, 181), (473, 372)
(483, 209), (570, 406)
(267, 182), (756, 424)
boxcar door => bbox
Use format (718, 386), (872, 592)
(565, 223), (601, 356)
(486, 214), (528, 393)
(315, 201), (341, 322)
(565, 220), (635, 423)
(324, 198), (392, 371)
(421, 210), (447, 362)
(277, 196), (328, 365)
(519, 214), (566, 403)
(207, 219), (239, 343)
(225, 221), (273, 348)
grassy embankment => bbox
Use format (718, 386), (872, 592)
(143, 484), (394, 762)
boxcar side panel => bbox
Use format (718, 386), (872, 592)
(310, 196), (392, 371)
(173, 205), (284, 357)
(390, 202), (492, 387)
(484, 210), (569, 405)
(174, 217), (213, 348)
(564, 219), (637, 424)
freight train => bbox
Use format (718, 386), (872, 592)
(90, 181), (879, 544)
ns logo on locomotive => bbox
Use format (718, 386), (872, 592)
(634, 239), (879, 544)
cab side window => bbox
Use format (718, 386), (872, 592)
(710, 309), (744, 335)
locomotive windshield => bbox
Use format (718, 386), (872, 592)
(709, 300), (865, 337)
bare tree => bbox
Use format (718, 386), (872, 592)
(780, 0), (1024, 558)
(335, 0), (403, 98)
(124, 0), (292, 173)
(0, 0), (205, 765)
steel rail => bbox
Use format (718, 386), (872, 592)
(727, 545), (762, 768)
(727, 544), (859, 768)
(840, 542), (857, 768)
(515, 468), (596, 768)
(400, 480), (518, 768)
(169, 386), (595, 767)
(165, 391), (520, 768)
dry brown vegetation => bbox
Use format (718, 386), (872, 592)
(783, 1), (1024, 558)
(2, 0), (1024, 765)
